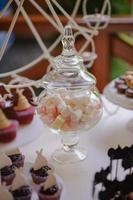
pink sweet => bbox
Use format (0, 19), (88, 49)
(38, 92), (102, 132)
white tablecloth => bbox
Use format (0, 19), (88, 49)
(21, 97), (133, 200)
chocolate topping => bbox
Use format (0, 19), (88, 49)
(11, 185), (31, 198)
(30, 166), (51, 177)
(1, 165), (15, 176)
(40, 184), (58, 196)
(8, 154), (23, 163)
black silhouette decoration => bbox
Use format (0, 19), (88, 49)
(93, 145), (133, 200)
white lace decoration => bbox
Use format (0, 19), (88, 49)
(0, 0), (111, 92)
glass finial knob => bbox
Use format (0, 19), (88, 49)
(62, 25), (75, 54)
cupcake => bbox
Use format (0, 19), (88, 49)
(114, 78), (125, 88)
(30, 149), (52, 184)
(0, 109), (18, 143)
(0, 153), (15, 185)
(6, 148), (25, 168)
(3, 106), (17, 121)
(117, 84), (128, 94)
(14, 91), (35, 125)
(125, 75), (133, 89)
(0, 182), (13, 200)
(38, 174), (62, 200)
(125, 88), (133, 98)
(115, 71), (133, 99)
(11, 168), (32, 200)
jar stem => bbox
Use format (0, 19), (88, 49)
(52, 134), (87, 164)
(61, 134), (79, 152)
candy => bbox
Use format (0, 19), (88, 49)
(70, 109), (83, 122)
(61, 123), (70, 131)
(57, 100), (67, 113)
(46, 105), (58, 117)
(81, 113), (91, 123)
(85, 103), (94, 114)
(43, 95), (59, 106)
(40, 96), (50, 105)
(41, 114), (55, 125)
(38, 91), (101, 132)
(38, 106), (47, 115)
(52, 94), (63, 105)
(60, 105), (72, 118)
(51, 115), (65, 129)
(70, 120), (79, 130)
(67, 99), (77, 109)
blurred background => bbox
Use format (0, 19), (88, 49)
(0, 0), (133, 91)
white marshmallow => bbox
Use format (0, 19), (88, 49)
(46, 105), (56, 113)
(40, 96), (50, 105)
(57, 100), (67, 112)
(81, 113), (90, 123)
(85, 104), (94, 114)
(60, 105), (72, 118)
(51, 94), (63, 105)
(71, 109), (83, 122)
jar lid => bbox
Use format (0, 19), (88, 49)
(42, 25), (96, 90)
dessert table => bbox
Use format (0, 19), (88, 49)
(20, 96), (133, 200)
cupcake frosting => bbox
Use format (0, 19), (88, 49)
(0, 109), (11, 129)
(15, 93), (31, 111)
(6, 148), (21, 156)
(43, 174), (57, 190)
(0, 152), (12, 169)
(32, 149), (48, 171)
(11, 168), (28, 191)
(0, 183), (13, 200)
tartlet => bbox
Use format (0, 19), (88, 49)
(30, 149), (52, 184)
(6, 148), (25, 168)
(38, 174), (62, 200)
(11, 169), (32, 200)
(0, 153), (15, 185)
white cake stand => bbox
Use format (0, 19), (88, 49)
(103, 79), (133, 132)
(0, 114), (44, 151)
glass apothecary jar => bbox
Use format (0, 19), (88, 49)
(37, 25), (103, 164)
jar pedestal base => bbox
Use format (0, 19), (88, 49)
(52, 147), (88, 164)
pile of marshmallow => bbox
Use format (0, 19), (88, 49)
(37, 89), (101, 132)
